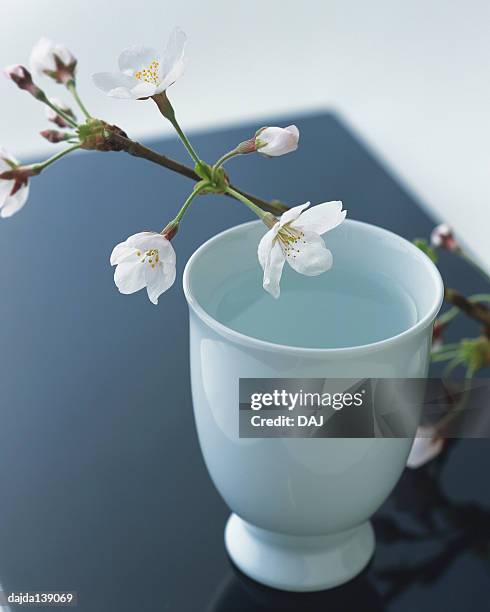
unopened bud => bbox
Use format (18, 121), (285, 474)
(4, 64), (43, 99)
(45, 98), (76, 128)
(254, 125), (299, 157)
(430, 224), (459, 252)
(40, 129), (71, 143)
(432, 319), (447, 351)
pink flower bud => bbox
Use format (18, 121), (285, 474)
(4, 64), (43, 98)
(255, 125), (299, 157)
(40, 129), (71, 144)
(430, 224), (459, 252)
(432, 320), (447, 351)
(45, 98), (75, 128)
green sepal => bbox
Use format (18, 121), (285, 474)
(460, 337), (490, 373)
(193, 180), (214, 194)
(194, 161), (214, 181)
(414, 238), (438, 263)
(77, 118), (106, 141)
(210, 166), (229, 193)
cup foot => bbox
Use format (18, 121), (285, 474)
(224, 514), (375, 592)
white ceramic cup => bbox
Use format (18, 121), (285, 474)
(183, 219), (444, 592)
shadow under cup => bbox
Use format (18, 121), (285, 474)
(183, 219), (444, 592)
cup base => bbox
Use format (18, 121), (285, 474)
(224, 513), (375, 592)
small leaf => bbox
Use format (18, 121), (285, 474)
(414, 238), (438, 263)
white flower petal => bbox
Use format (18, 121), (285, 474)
(257, 225), (278, 270)
(30, 37), (56, 73)
(294, 201), (346, 236)
(285, 230), (333, 276)
(92, 72), (136, 96)
(111, 232), (176, 303)
(127, 232), (175, 260)
(258, 125), (299, 156)
(114, 260), (146, 295)
(145, 262), (176, 304)
(279, 202), (310, 227)
(0, 184), (29, 218)
(54, 43), (74, 66)
(118, 45), (159, 75)
(0, 179), (13, 206)
(263, 241), (285, 299)
(157, 27), (187, 92)
(110, 87), (135, 99)
(129, 81), (157, 99)
(110, 242), (137, 266)
(285, 125), (299, 139)
(0, 147), (18, 167)
(29, 38), (74, 76)
(406, 427), (444, 468)
(125, 231), (155, 247)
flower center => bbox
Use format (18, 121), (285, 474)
(276, 226), (306, 259)
(136, 248), (160, 269)
(134, 59), (160, 84)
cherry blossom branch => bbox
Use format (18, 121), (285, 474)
(436, 294), (490, 328)
(444, 288), (490, 327)
(105, 130), (288, 216)
(2, 34), (310, 306)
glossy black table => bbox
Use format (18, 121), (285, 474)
(0, 112), (489, 611)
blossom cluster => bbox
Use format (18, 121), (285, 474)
(2, 28), (346, 304)
(2, 28), (488, 474)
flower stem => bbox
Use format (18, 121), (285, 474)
(32, 144), (81, 173)
(152, 92), (200, 164)
(437, 294), (490, 329)
(174, 183), (209, 224)
(41, 95), (78, 129)
(66, 80), (91, 119)
(226, 186), (274, 223)
(444, 288), (490, 327)
(101, 130), (289, 215)
(214, 149), (240, 169)
(170, 117), (201, 165)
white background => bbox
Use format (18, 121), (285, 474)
(1, 0), (489, 267)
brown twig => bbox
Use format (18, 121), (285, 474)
(106, 131), (288, 216)
(444, 288), (490, 327)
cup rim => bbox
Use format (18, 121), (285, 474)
(183, 219), (444, 357)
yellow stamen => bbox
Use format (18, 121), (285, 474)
(138, 248), (160, 269)
(135, 59), (160, 85)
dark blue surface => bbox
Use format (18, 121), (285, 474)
(0, 112), (489, 610)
